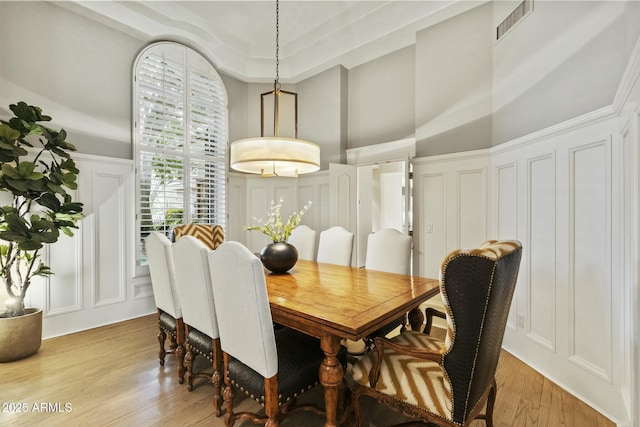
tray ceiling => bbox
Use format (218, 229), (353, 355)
(59, 1), (485, 83)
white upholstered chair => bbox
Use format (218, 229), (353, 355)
(316, 226), (354, 266)
(287, 225), (317, 261)
(208, 241), (342, 427)
(365, 228), (412, 275)
(172, 236), (223, 416)
(145, 232), (185, 379)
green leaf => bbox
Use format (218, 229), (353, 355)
(5, 177), (29, 192)
(2, 164), (20, 179)
(17, 239), (43, 251)
(0, 124), (20, 142)
(39, 193), (61, 212)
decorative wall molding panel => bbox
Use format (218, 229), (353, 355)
(491, 117), (629, 425)
(31, 154), (155, 339)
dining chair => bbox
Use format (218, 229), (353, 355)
(316, 225), (354, 266)
(172, 235), (223, 416)
(350, 240), (523, 427)
(364, 228), (412, 275)
(173, 223), (224, 250)
(208, 241), (346, 427)
(145, 232), (185, 380)
(287, 224), (317, 261)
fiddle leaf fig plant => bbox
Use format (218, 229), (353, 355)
(0, 102), (84, 318)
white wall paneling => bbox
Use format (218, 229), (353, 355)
(412, 151), (490, 279)
(527, 152), (557, 352)
(494, 161), (519, 331)
(34, 154), (155, 339)
(297, 170), (330, 248)
(329, 163), (358, 234)
(91, 170), (127, 307)
(492, 116), (630, 425)
(412, 152), (490, 331)
(226, 173), (247, 244)
(241, 172), (330, 254)
(569, 139), (613, 381)
(45, 200), (83, 316)
(413, 111), (634, 424)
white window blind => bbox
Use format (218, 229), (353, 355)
(134, 42), (227, 270)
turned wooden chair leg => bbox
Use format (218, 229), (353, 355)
(157, 328), (167, 366)
(212, 369), (222, 417)
(185, 348), (195, 391)
(485, 378), (497, 427)
(223, 383), (235, 427)
(212, 337), (223, 417)
(176, 319), (186, 382)
(177, 344), (186, 384)
(168, 333), (177, 350)
(223, 353), (236, 427)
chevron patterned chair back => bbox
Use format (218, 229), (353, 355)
(350, 240), (522, 427)
(173, 224), (224, 251)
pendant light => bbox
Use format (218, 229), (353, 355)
(230, 0), (320, 178)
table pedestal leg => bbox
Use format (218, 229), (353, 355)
(408, 306), (425, 332)
(319, 334), (343, 427)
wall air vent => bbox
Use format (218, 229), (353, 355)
(497, 0), (533, 40)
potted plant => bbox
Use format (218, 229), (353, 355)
(0, 102), (84, 362)
(244, 196), (311, 273)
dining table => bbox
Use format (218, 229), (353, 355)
(265, 259), (440, 427)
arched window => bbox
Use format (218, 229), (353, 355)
(133, 42), (227, 270)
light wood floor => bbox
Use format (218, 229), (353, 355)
(0, 315), (613, 426)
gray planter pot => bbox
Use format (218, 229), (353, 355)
(0, 308), (43, 362)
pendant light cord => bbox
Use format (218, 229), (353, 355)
(275, 0), (280, 92)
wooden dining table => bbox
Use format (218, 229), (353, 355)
(265, 259), (440, 427)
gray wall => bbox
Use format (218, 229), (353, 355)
(348, 45), (415, 149)
(492, 0), (640, 144)
(415, 2), (494, 157)
(220, 73), (248, 146)
(298, 65), (348, 168)
(2, 1), (639, 163)
(0, 1), (143, 159)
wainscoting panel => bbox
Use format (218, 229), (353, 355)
(329, 163), (357, 234)
(45, 228), (83, 316)
(297, 170), (330, 237)
(245, 180), (271, 252)
(318, 177), (331, 233)
(457, 169), (487, 249)
(92, 171), (127, 307)
(493, 161), (519, 331)
(417, 172), (446, 279)
(569, 139), (613, 381)
(413, 153), (490, 279)
(226, 173), (247, 244)
(527, 152), (557, 351)
(38, 154), (155, 339)
(491, 115), (629, 424)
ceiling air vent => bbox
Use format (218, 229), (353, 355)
(497, 0), (533, 40)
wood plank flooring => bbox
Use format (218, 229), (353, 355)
(0, 315), (614, 426)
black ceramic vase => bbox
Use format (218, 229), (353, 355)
(260, 242), (298, 273)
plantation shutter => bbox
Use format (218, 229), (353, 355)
(134, 42), (227, 269)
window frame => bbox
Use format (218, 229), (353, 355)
(133, 41), (228, 276)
